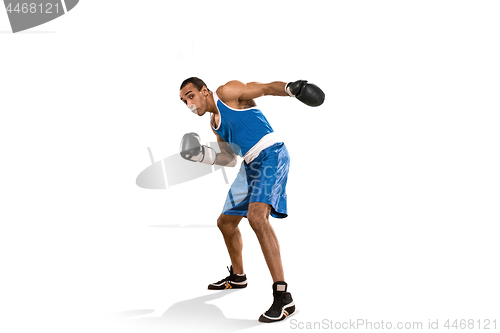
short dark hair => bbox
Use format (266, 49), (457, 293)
(180, 77), (210, 92)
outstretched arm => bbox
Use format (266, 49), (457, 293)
(217, 79), (325, 107)
(217, 80), (288, 102)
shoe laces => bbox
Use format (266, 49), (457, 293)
(214, 266), (233, 285)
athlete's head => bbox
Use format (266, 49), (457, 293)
(179, 77), (211, 116)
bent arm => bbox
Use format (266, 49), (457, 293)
(218, 80), (288, 102)
(212, 129), (238, 167)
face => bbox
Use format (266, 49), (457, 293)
(179, 83), (209, 116)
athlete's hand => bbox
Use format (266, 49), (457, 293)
(180, 133), (217, 165)
(285, 80), (325, 107)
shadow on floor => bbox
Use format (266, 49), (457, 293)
(112, 290), (261, 333)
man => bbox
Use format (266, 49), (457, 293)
(178, 77), (324, 322)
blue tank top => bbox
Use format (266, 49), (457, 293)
(212, 91), (274, 156)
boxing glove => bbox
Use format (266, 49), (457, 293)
(285, 80), (325, 107)
(180, 132), (217, 165)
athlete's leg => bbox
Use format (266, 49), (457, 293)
(247, 202), (285, 282)
(217, 213), (244, 274)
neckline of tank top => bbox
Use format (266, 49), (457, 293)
(213, 91), (259, 112)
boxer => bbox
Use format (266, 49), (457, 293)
(179, 77), (324, 322)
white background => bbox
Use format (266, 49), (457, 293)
(1, 1), (499, 332)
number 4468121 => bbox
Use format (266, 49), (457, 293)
(444, 319), (497, 330)
(5, 2), (60, 14)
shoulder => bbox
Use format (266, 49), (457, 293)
(216, 80), (246, 103)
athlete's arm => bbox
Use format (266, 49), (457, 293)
(218, 80), (288, 103)
(218, 79), (325, 107)
(212, 129), (238, 167)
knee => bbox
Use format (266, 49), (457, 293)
(217, 215), (228, 231)
(247, 212), (269, 233)
(217, 215), (238, 232)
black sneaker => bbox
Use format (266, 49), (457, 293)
(258, 281), (295, 323)
(208, 265), (248, 290)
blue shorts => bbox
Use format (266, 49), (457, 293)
(222, 142), (290, 219)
